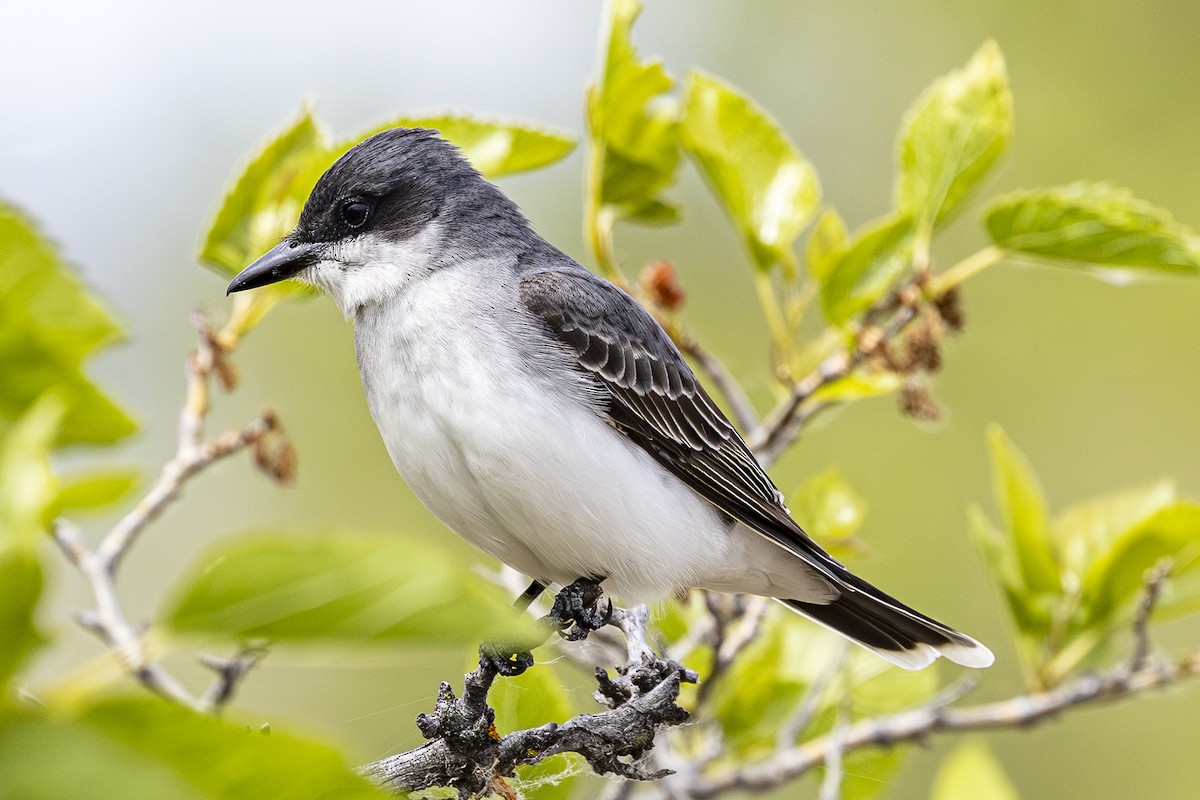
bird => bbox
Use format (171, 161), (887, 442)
(227, 127), (993, 671)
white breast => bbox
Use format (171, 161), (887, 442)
(351, 262), (833, 603)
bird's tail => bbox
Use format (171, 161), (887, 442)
(780, 576), (994, 670)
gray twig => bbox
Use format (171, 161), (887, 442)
(361, 605), (698, 797)
(51, 311), (278, 711)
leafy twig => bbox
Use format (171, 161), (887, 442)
(685, 572), (1193, 798)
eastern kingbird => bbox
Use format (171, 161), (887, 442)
(228, 128), (993, 670)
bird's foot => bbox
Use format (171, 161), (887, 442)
(479, 642), (535, 677)
(547, 577), (612, 642)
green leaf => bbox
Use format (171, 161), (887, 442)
(984, 182), (1200, 275)
(0, 396), (63, 687)
(806, 209), (849, 281)
(0, 696), (387, 800)
(490, 664), (579, 800)
(811, 370), (904, 404)
(0, 204), (136, 447)
(1056, 480), (1176, 576)
(199, 106), (330, 278)
(931, 742), (1020, 800)
(0, 554), (43, 690)
(896, 40), (1012, 231)
(341, 115), (577, 179)
(588, 0), (681, 222)
(1081, 503), (1200, 625)
(819, 213), (913, 325)
(836, 656), (939, 800)
(164, 531), (541, 648)
(987, 426), (1061, 596)
(969, 503), (1048, 637)
(789, 470), (868, 560)
(682, 69), (820, 274)
(49, 468), (140, 518)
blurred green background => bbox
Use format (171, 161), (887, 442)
(3, 1), (1198, 797)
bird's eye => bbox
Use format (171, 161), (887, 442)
(340, 200), (371, 229)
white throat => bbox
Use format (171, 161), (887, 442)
(302, 223), (445, 318)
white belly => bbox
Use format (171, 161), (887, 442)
(352, 268), (753, 600)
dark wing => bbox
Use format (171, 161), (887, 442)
(518, 265), (845, 580)
(519, 266), (995, 670)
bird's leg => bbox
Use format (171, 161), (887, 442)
(514, 578), (548, 611)
(547, 576), (612, 642)
(478, 579), (548, 677)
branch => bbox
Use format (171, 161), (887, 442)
(678, 335), (760, 433)
(686, 570), (1195, 798)
(361, 604), (698, 797)
(52, 310), (285, 711)
(750, 288), (923, 465)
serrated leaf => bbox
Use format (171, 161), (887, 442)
(164, 531), (540, 648)
(932, 742), (1021, 800)
(0, 696), (388, 799)
(897, 40), (1012, 231)
(682, 70), (820, 274)
(984, 182), (1200, 275)
(790, 469), (868, 559)
(1081, 503), (1200, 626)
(342, 115), (577, 179)
(588, 0), (680, 222)
(820, 213), (913, 325)
(0, 396), (62, 686)
(199, 106), (330, 278)
(807, 209), (849, 281)
(0, 204), (136, 447)
(49, 468), (140, 518)
(987, 426), (1061, 596)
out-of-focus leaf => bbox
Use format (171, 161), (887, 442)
(199, 106), (329, 279)
(164, 531), (540, 648)
(1056, 480), (1176, 575)
(0, 396), (62, 686)
(0, 204), (136, 446)
(835, 654), (938, 800)
(1081, 503), (1200, 625)
(0, 714), (207, 800)
(987, 426), (1061, 596)
(984, 182), (1200, 275)
(588, 0), (680, 222)
(896, 40), (1012, 231)
(0, 554), (43, 690)
(491, 664), (579, 800)
(820, 213), (913, 325)
(0, 696), (388, 799)
(811, 370), (905, 404)
(931, 742), (1020, 800)
(341, 115), (577, 179)
(49, 468), (140, 519)
(682, 70), (820, 275)
(790, 470), (868, 559)
(807, 209), (848, 281)
(714, 611), (813, 756)
(969, 504), (1048, 638)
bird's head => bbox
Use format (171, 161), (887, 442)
(227, 127), (518, 315)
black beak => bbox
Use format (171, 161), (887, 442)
(227, 240), (319, 294)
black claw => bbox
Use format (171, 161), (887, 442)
(546, 577), (611, 642)
(479, 643), (535, 677)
